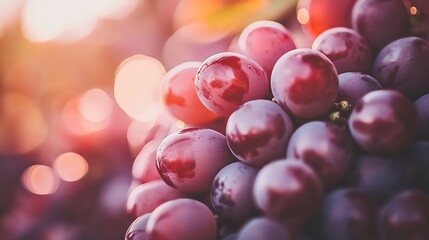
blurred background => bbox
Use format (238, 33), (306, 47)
(0, 0), (307, 239)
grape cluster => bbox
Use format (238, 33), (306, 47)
(125, 0), (429, 239)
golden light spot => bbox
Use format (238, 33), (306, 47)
(175, 120), (186, 129)
(410, 6), (418, 15)
(297, 8), (310, 25)
(54, 152), (89, 182)
(22, 165), (60, 195)
(114, 55), (166, 121)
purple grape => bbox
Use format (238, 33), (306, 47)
(338, 72), (382, 107)
(126, 180), (188, 217)
(225, 99), (293, 167)
(146, 198), (217, 240)
(351, 0), (410, 51)
(415, 93), (429, 139)
(253, 160), (323, 231)
(407, 141), (429, 192)
(125, 213), (151, 240)
(348, 90), (417, 154)
(238, 20), (296, 78)
(372, 36), (429, 100)
(312, 27), (372, 74)
(210, 162), (259, 225)
(271, 48), (339, 119)
(379, 190), (429, 240)
(156, 128), (235, 193)
(195, 52), (269, 117)
(236, 217), (291, 240)
(318, 188), (377, 240)
(287, 121), (355, 187)
(349, 154), (416, 204)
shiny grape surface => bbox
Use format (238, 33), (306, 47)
(195, 52), (269, 117)
(225, 99), (293, 167)
(312, 27), (372, 74)
(338, 72), (382, 107)
(238, 20), (296, 78)
(287, 121), (355, 187)
(156, 128), (235, 193)
(271, 48), (339, 119)
(348, 90), (417, 154)
(145, 199), (217, 240)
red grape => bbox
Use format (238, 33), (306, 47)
(271, 48), (339, 119)
(287, 121), (355, 187)
(132, 139), (162, 184)
(312, 27), (372, 74)
(338, 72), (382, 107)
(415, 94), (429, 139)
(253, 160), (323, 231)
(237, 217), (291, 240)
(225, 99), (293, 167)
(238, 20), (296, 78)
(161, 61), (219, 125)
(195, 52), (269, 117)
(156, 128), (235, 193)
(146, 198), (217, 240)
(348, 90), (417, 154)
(126, 180), (187, 217)
(125, 213), (151, 240)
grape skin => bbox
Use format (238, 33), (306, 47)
(348, 90), (417, 154)
(225, 99), (294, 167)
(415, 94), (429, 139)
(271, 48), (339, 119)
(338, 72), (382, 107)
(146, 199), (217, 240)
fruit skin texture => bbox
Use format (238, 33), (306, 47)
(379, 190), (429, 240)
(195, 52), (269, 117)
(312, 27), (372, 74)
(156, 128), (234, 193)
(372, 37), (429, 101)
(253, 160), (323, 231)
(161, 61), (218, 125)
(146, 198), (217, 240)
(287, 121), (355, 187)
(271, 48), (339, 119)
(225, 99), (293, 167)
(348, 90), (417, 155)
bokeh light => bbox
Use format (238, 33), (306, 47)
(53, 152), (89, 182)
(114, 55), (166, 121)
(0, 92), (48, 155)
(22, 165), (60, 195)
(297, 8), (310, 24)
(79, 88), (114, 124)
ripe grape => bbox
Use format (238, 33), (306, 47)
(287, 121), (355, 187)
(210, 162), (259, 225)
(156, 128), (235, 193)
(312, 27), (372, 74)
(132, 139), (162, 184)
(126, 180), (187, 217)
(415, 94), (429, 139)
(253, 160), (323, 231)
(318, 188), (377, 240)
(407, 141), (429, 192)
(236, 217), (291, 240)
(352, 0), (410, 51)
(195, 52), (269, 117)
(225, 99), (293, 167)
(271, 48), (339, 119)
(161, 61), (219, 125)
(125, 213), (151, 240)
(372, 36), (429, 100)
(146, 198), (217, 240)
(349, 154), (415, 204)
(238, 20), (296, 78)
(348, 90), (417, 154)
(338, 72), (382, 107)
(379, 190), (429, 240)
